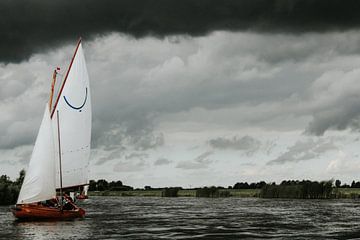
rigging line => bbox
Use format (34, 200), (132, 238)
(56, 110), (64, 212)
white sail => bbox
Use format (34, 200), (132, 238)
(17, 104), (56, 204)
(84, 185), (89, 195)
(52, 42), (91, 189)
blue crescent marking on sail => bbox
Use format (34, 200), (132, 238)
(63, 87), (88, 111)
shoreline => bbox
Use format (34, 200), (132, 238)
(88, 188), (360, 199)
(89, 189), (260, 197)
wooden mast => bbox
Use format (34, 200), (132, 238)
(49, 69), (57, 112)
(56, 110), (64, 212)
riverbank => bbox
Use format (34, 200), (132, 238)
(89, 188), (261, 197)
(88, 188), (360, 198)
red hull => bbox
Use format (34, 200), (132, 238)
(76, 194), (88, 200)
(11, 204), (85, 220)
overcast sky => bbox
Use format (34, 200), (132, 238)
(1, 0), (360, 188)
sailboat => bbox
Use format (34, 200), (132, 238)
(76, 185), (89, 200)
(11, 38), (91, 220)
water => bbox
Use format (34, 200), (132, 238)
(1, 197), (360, 239)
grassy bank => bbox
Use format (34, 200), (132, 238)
(89, 188), (261, 198)
(88, 188), (360, 199)
(334, 188), (360, 198)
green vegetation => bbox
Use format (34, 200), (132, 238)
(227, 189), (260, 197)
(88, 188), (260, 198)
(3, 172), (360, 205)
(196, 187), (221, 198)
(162, 187), (180, 197)
(89, 189), (163, 197)
(333, 188), (360, 198)
(89, 179), (133, 191)
(260, 180), (333, 199)
(0, 170), (25, 205)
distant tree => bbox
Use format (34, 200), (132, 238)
(256, 181), (266, 189)
(233, 182), (250, 189)
(109, 180), (123, 190)
(15, 169), (26, 186)
(144, 186), (152, 190)
(0, 172), (23, 205)
(249, 183), (256, 189)
(162, 187), (180, 197)
(260, 179), (334, 199)
(351, 181), (356, 188)
(96, 179), (109, 191)
(335, 179), (341, 188)
(0, 175), (10, 184)
(196, 186), (219, 198)
(89, 180), (97, 191)
(120, 185), (134, 191)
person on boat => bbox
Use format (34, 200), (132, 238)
(62, 194), (76, 210)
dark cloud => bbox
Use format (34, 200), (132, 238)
(97, 149), (150, 171)
(154, 158), (172, 166)
(95, 148), (124, 165)
(14, 148), (32, 165)
(176, 151), (214, 169)
(304, 69), (360, 135)
(125, 152), (149, 160)
(113, 159), (147, 172)
(306, 109), (360, 136)
(2, 0), (360, 62)
(95, 150), (149, 166)
(92, 120), (164, 152)
(266, 138), (337, 165)
(0, 145), (32, 166)
(209, 135), (261, 154)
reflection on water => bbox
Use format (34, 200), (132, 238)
(13, 219), (90, 240)
(2, 197), (360, 239)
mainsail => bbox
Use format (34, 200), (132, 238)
(17, 104), (56, 204)
(51, 41), (92, 189)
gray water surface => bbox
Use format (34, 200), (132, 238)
(1, 197), (360, 239)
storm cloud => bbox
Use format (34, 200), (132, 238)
(209, 135), (261, 154)
(3, 7), (360, 186)
(154, 158), (172, 166)
(176, 151), (214, 170)
(267, 138), (338, 165)
(2, 0), (360, 62)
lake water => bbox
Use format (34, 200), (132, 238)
(1, 197), (360, 239)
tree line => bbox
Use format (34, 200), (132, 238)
(232, 181), (267, 189)
(0, 170), (25, 205)
(334, 179), (360, 188)
(89, 179), (133, 191)
(3, 170), (360, 205)
(260, 180), (333, 199)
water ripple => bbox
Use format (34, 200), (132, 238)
(1, 197), (360, 239)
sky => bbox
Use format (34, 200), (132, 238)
(1, 0), (360, 188)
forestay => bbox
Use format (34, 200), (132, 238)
(51, 42), (91, 189)
(17, 104), (56, 204)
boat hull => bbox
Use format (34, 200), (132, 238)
(76, 194), (88, 200)
(11, 204), (85, 220)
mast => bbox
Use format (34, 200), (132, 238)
(56, 110), (64, 211)
(49, 69), (57, 112)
